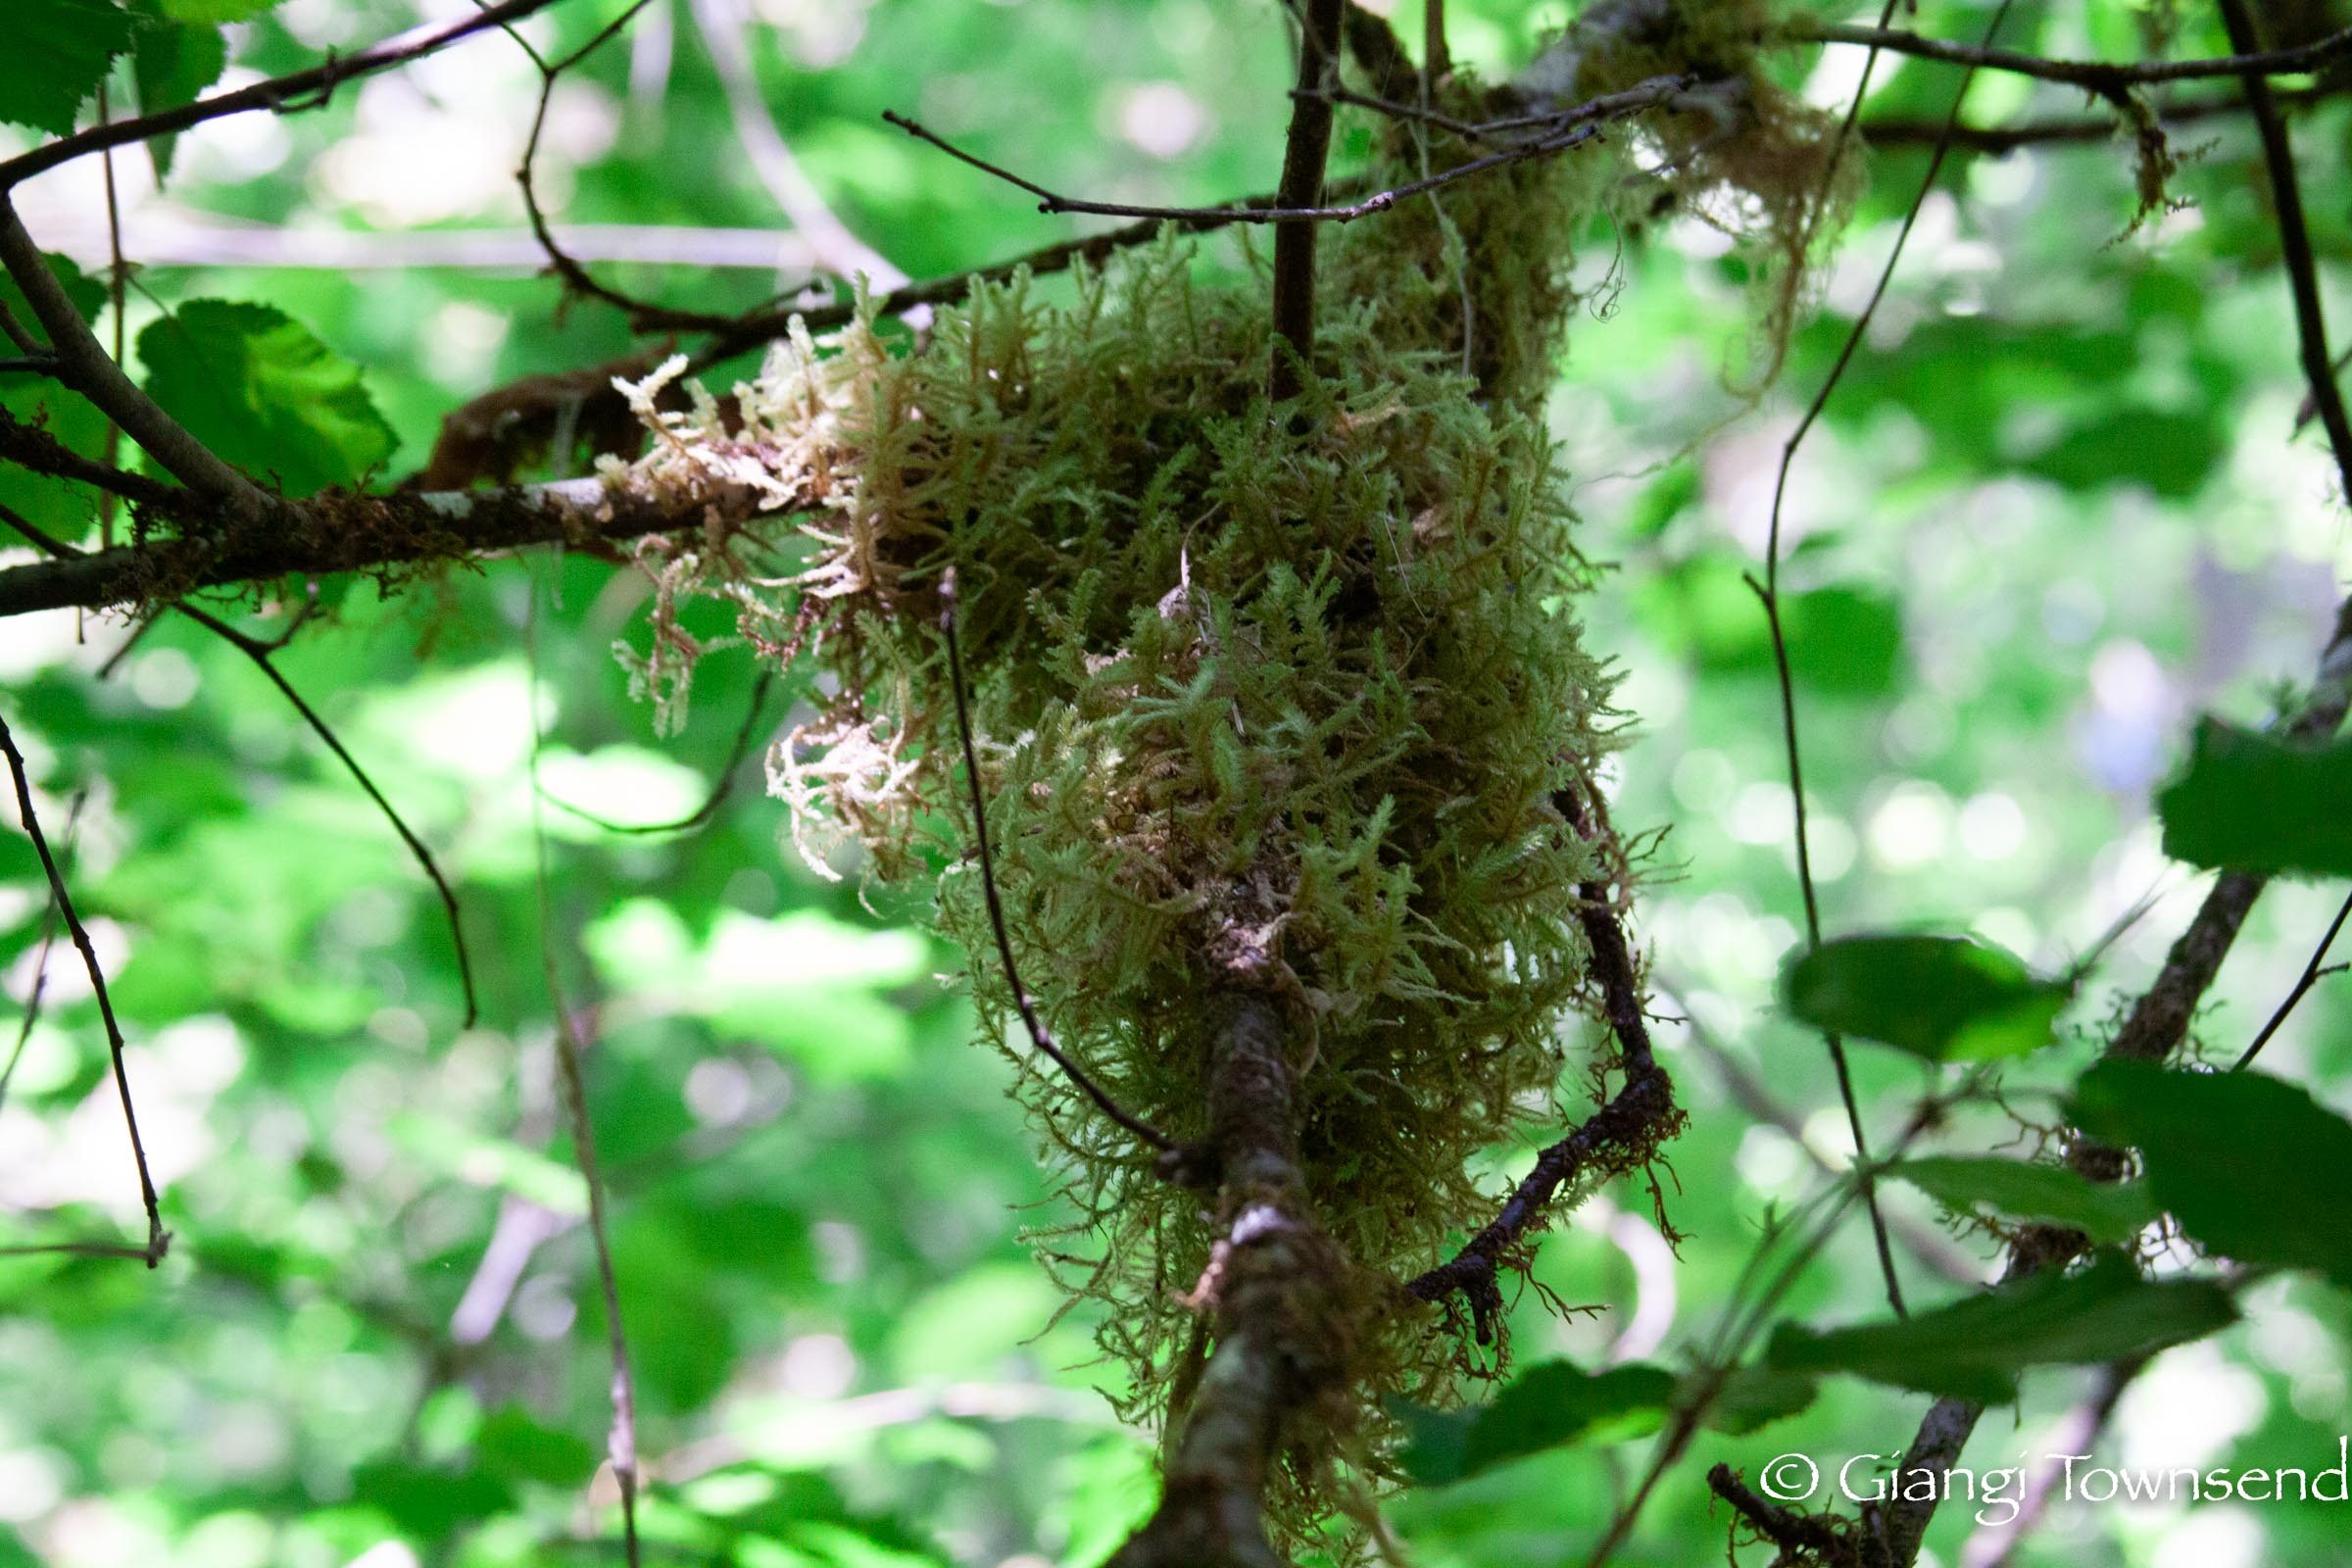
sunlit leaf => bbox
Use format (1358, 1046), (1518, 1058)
(2156, 719), (2352, 878)
(1782, 934), (2071, 1061)
(138, 299), (397, 496)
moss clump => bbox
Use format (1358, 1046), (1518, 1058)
(609, 39), (1852, 1527)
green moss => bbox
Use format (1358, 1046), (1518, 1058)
(610, 47), (1849, 1528)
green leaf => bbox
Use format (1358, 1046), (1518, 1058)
(1696, 1366), (1819, 1435)
(1781, 934), (2072, 1062)
(156, 0), (277, 19)
(137, 299), (396, 496)
(1765, 1253), (2236, 1402)
(1398, 1360), (1676, 1486)
(0, 253), (113, 545)
(0, 0), (138, 137)
(2156, 718), (2352, 878)
(128, 6), (227, 178)
(2071, 1060), (2352, 1289)
(1886, 1155), (2159, 1246)
(473, 1405), (598, 1488)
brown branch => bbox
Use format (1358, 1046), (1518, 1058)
(1268, 0), (1346, 404)
(0, 710), (169, 1266)
(875, 77), (1682, 235)
(0, 0), (573, 192)
(0, 199), (272, 517)
(1858, 83), (2341, 153)
(1707, 1462), (1855, 1561)
(0, 790), (82, 1118)
(1782, 18), (2352, 89)
(2218, 0), (2352, 502)
(1107, 991), (1348, 1568)
(0, 405), (199, 518)
(0, 473), (789, 619)
(1403, 786), (1679, 1342)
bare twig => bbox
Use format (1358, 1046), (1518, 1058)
(0, 405), (199, 518)
(0, 471), (794, 619)
(0, 199), (273, 517)
(1782, 18), (2352, 89)
(2217, 0), (2352, 502)
(176, 605), (481, 1028)
(1404, 786), (1679, 1341)
(541, 670), (776, 836)
(1746, 0), (1989, 1326)
(877, 76), (1684, 232)
(525, 578), (641, 1568)
(0, 711), (167, 1265)
(0, 0), (574, 191)
(0, 790), (83, 1118)
(2235, 888), (2352, 1069)
(938, 568), (1189, 1163)
(1859, 83), (2341, 154)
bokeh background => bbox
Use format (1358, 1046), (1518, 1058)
(3, 2), (2350, 1565)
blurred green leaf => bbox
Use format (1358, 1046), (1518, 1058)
(1399, 1360), (1675, 1486)
(2071, 1060), (2352, 1288)
(473, 1404), (598, 1488)
(127, 5), (227, 178)
(1765, 1253), (2236, 1402)
(156, 0), (275, 17)
(0, 0), (137, 136)
(2157, 719), (2352, 878)
(1782, 934), (2071, 1061)
(138, 299), (397, 496)
(1886, 1155), (2158, 1246)
(1696, 1366), (1818, 1435)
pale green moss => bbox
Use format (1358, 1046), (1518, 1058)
(611, 44), (1853, 1533)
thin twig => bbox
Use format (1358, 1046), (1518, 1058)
(176, 605), (480, 1027)
(2218, 0), (2352, 502)
(0, 198), (272, 517)
(0, 790), (83, 1117)
(1860, 83), (2341, 153)
(1404, 787), (1678, 1341)
(2235, 888), (2352, 1069)
(0, 711), (168, 1265)
(97, 84), (128, 551)
(525, 581), (641, 1568)
(1747, 0), (1995, 1326)
(0, 406), (198, 517)
(0, 0), (574, 191)
(937, 568), (1188, 1162)
(541, 670), (775, 836)
(877, 75), (1685, 231)
(1782, 18), (2352, 89)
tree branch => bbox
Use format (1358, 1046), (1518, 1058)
(0, 200), (272, 517)
(1108, 991), (1348, 1568)
(1267, 0), (1346, 403)
(0, 0), (572, 192)
(1782, 18), (2352, 89)
(1404, 786), (1680, 1342)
